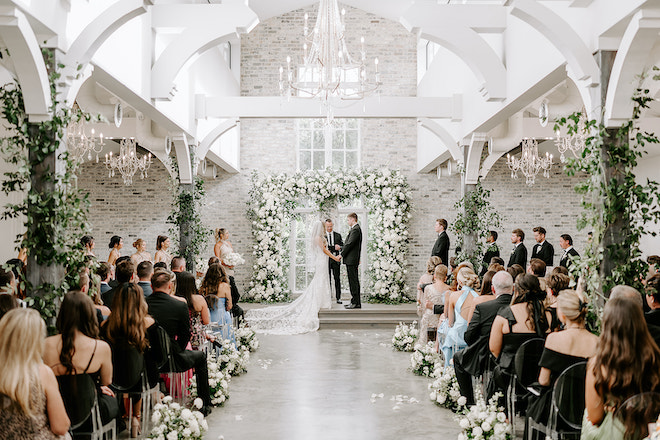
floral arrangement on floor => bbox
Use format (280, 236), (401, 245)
(149, 396), (208, 440)
(235, 325), (259, 353)
(410, 341), (442, 377)
(224, 252), (245, 266)
(189, 350), (231, 407)
(216, 339), (250, 376)
(455, 392), (511, 440)
(247, 168), (412, 303)
(392, 321), (418, 352)
(428, 366), (466, 412)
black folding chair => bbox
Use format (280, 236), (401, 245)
(57, 373), (116, 440)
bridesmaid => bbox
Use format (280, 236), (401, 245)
(107, 235), (122, 267)
(81, 235), (95, 257)
(130, 238), (151, 265)
(214, 228), (243, 321)
(154, 235), (172, 266)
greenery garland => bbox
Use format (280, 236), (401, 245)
(246, 168), (412, 303)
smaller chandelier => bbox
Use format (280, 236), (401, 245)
(554, 116), (591, 162)
(104, 138), (152, 185)
(66, 118), (105, 164)
(507, 138), (553, 186)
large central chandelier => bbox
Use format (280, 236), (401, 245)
(506, 138), (553, 186)
(104, 138), (152, 185)
(279, 0), (381, 121)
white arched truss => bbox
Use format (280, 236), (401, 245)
(198, 118), (238, 161)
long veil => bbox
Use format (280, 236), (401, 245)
(307, 220), (326, 263)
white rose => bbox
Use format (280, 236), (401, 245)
(167, 432), (178, 440)
(473, 427), (483, 437)
(459, 417), (470, 429)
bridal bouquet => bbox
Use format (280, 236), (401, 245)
(428, 366), (466, 412)
(189, 350), (231, 407)
(410, 341), (442, 377)
(455, 392), (511, 440)
(149, 396), (208, 440)
(224, 252), (245, 266)
(392, 321), (418, 352)
(235, 325), (259, 353)
(216, 339), (250, 376)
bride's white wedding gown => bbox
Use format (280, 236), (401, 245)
(245, 240), (332, 335)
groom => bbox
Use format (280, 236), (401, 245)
(342, 212), (362, 309)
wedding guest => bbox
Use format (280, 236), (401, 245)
(208, 256), (220, 266)
(43, 291), (118, 430)
(649, 255), (660, 274)
(528, 258), (547, 278)
(107, 235), (123, 267)
(171, 256), (186, 273)
(481, 231), (500, 276)
(0, 293), (18, 321)
(454, 271), (514, 406)
(508, 228), (527, 269)
(487, 262), (505, 273)
(449, 261), (474, 291)
(175, 271), (210, 350)
(442, 267), (480, 366)
(531, 226), (554, 267)
(102, 259), (136, 310)
(419, 265), (450, 345)
(467, 270), (497, 323)
(79, 270), (110, 321)
(96, 262), (112, 294)
(506, 264), (525, 282)
(644, 274), (660, 345)
(0, 266), (16, 295)
(154, 235), (172, 266)
(0, 308), (70, 439)
(431, 218), (450, 266)
(525, 289), (598, 439)
(5, 258), (26, 299)
(214, 228), (243, 320)
(417, 256), (442, 316)
(130, 239), (151, 265)
(545, 273), (570, 309)
(551, 266), (569, 276)
(201, 263), (235, 345)
(582, 298), (660, 439)
(137, 261), (154, 297)
(558, 234), (579, 269)
(146, 270), (212, 415)
(153, 262), (167, 270)
(491, 256), (505, 267)
(81, 235), (95, 257)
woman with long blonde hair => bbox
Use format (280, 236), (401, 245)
(213, 227), (244, 321)
(130, 238), (151, 265)
(441, 266), (480, 365)
(0, 308), (70, 439)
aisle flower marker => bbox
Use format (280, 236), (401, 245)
(410, 341), (442, 377)
(149, 396), (207, 440)
(428, 365), (466, 412)
(392, 321), (418, 352)
(455, 392), (511, 440)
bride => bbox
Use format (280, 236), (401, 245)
(246, 221), (341, 335)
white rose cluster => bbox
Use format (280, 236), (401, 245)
(247, 168), (411, 303)
(235, 325), (260, 353)
(148, 395), (207, 440)
(427, 366), (466, 412)
(454, 392), (511, 440)
(188, 350), (232, 407)
(409, 341), (443, 377)
(392, 321), (419, 352)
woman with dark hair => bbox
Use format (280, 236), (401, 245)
(81, 235), (95, 257)
(154, 235), (172, 266)
(107, 235), (123, 267)
(43, 291), (118, 429)
(214, 228), (244, 321)
(489, 274), (552, 396)
(175, 271), (210, 350)
(582, 298), (660, 440)
(200, 263), (235, 345)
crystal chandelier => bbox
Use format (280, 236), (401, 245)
(104, 138), (152, 185)
(506, 138), (553, 186)
(279, 0), (381, 121)
(66, 118), (105, 164)
(554, 116), (590, 162)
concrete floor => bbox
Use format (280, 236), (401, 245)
(206, 329), (462, 440)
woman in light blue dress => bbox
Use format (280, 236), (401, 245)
(441, 267), (480, 366)
(201, 263), (236, 347)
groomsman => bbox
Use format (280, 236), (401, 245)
(325, 219), (343, 304)
(480, 230), (500, 276)
(531, 226), (554, 267)
(508, 228), (527, 269)
(558, 234), (579, 269)
(431, 218), (450, 265)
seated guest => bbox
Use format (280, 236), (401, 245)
(175, 271), (210, 350)
(171, 256), (185, 273)
(609, 284), (645, 308)
(0, 293), (18, 321)
(137, 261), (154, 297)
(5, 258), (25, 299)
(487, 262), (505, 273)
(454, 271), (514, 406)
(545, 273), (570, 308)
(102, 259), (136, 309)
(551, 266), (569, 276)
(0, 265), (16, 295)
(644, 274), (660, 345)
(418, 265), (450, 345)
(506, 264), (525, 283)
(525, 289), (598, 438)
(43, 291), (118, 430)
(491, 256), (505, 267)
(153, 262), (167, 270)
(582, 298), (660, 439)
(130, 239), (151, 266)
(489, 274), (552, 397)
(528, 258), (547, 278)
(442, 267), (480, 366)
(0, 308), (70, 439)
(79, 270), (110, 321)
(467, 270), (498, 323)
(146, 270), (212, 415)
(418, 256), (443, 316)
(449, 261), (474, 290)
(201, 264), (235, 345)
(96, 262), (112, 294)
(208, 256), (220, 266)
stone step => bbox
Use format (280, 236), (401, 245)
(318, 305), (418, 329)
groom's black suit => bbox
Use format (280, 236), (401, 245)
(326, 230), (343, 301)
(341, 224), (362, 308)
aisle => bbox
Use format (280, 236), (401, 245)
(205, 329), (461, 440)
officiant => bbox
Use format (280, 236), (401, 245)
(325, 219), (343, 304)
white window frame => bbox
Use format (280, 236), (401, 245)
(296, 119), (360, 171)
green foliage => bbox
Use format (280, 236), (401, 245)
(0, 50), (92, 323)
(451, 183), (503, 271)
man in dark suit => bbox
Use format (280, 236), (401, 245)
(431, 218), (450, 265)
(146, 269), (212, 415)
(325, 219), (344, 304)
(137, 261), (154, 297)
(531, 226), (554, 267)
(453, 271), (514, 406)
(645, 275), (660, 346)
(507, 228), (527, 269)
(342, 213), (363, 309)
(558, 234), (579, 269)
(96, 262), (112, 295)
(480, 230), (500, 276)
(102, 259), (135, 309)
